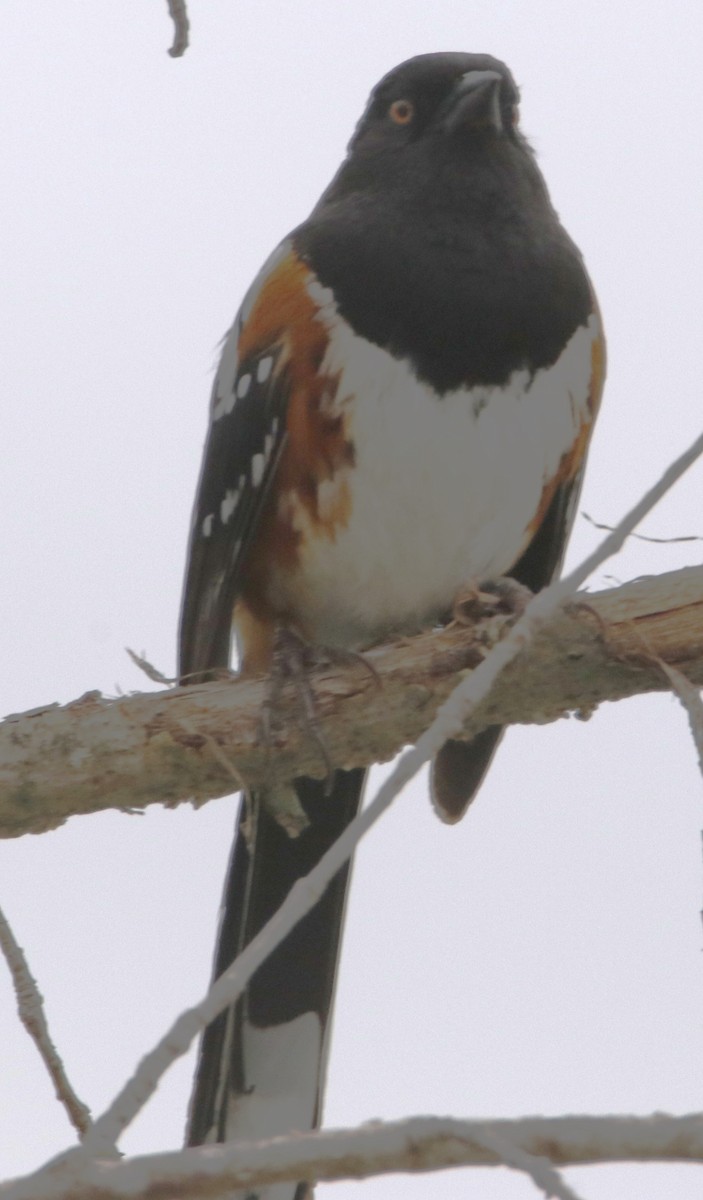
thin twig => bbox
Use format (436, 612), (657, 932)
(583, 510), (702, 544)
(65, 429), (703, 1160)
(166, 0), (189, 57)
(0, 903), (92, 1139)
(125, 648), (173, 686)
(473, 1126), (584, 1200)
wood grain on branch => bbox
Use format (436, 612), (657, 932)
(1, 565), (702, 838)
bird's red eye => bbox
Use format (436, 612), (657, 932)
(389, 98), (414, 125)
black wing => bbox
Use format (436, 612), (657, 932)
(178, 251), (291, 682)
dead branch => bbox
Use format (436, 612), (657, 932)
(0, 903), (92, 1138)
(166, 0), (189, 56)
(4, 1111), (703, 1200)
(1, 564), (702, 838)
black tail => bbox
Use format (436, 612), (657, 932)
(186, 768), (366, 1196)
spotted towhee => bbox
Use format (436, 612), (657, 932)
(179, 51), (604, 1195)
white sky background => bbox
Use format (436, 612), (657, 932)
(1, 1), (703, 1197)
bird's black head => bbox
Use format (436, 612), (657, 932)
(349, 52), (522, 156)
(298, 52), (592, 394)
(314, 52), (536, 217)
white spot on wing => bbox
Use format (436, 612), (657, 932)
(257, 356), (273, 384)
(211, 325), (240, 422)
(220, 490), (239, 524)
(201, 513), (214, 538)
(209, 239), (293, 426)
(251, 453), (265, 487)
(237, 373), (252, 399)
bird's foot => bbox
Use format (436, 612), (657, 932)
(260, 628), (378, 793)
(451, 576), (534, 626)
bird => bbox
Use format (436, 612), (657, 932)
(178, 50), (605, 1198)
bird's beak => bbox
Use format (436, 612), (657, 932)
(442, 69), (503, 135)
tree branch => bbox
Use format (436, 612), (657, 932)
(1, 564), (702, 837)
(165, 0), (189, 56)
(0, 903), (92, 1139)
(5, 1112), (703, 1200)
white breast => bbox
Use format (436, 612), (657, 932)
(268, 286), (599, 650)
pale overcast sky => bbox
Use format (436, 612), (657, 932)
(2, 3), (703, 1198)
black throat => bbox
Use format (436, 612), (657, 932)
(295, 135), (593, 394)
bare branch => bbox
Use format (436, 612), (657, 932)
(583, 510), (703, 544)
(5, 1112), (703, 1200)
(0, 903), (92, 1139)
(125, 648), (172, 686)
(166, 0), (189, 57)
(468, 1125), (584, 1200)
(2, 563), (703, 838)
